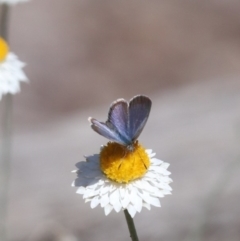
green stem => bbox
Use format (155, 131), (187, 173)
(0, 94), (12, 241)
(124, 209), (139, 241)
(0, 4), (11, 241)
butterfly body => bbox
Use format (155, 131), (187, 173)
(89, 95), (152, 150)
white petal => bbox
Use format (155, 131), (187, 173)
(100, 192), (110, 207)
(144, 171), (156, 178)
(121, 189), (130, 208)
(129, 187), (141, 208)
(90, 196), (100, 208)
(145, 149), (152, 155)
(113, 201), (122, 212)
(109, 191), (121, 212)
(100, 185), (111, 195)
(147, 151), (156, 158)
(76, 187), (86, 194)
(127, 205), (137, 218)
(83, 189), (98, 198)
(134, 179), (157, 193)
(145, 196), (161, 207)
(162, 189), (172, 195)
(119, 186), (126, 198)
(0, 52), (27, 99)
(161, 163), (170, 169)
(0, 0), (29, 5)
(158, 183), (172, 191)
(151, 158), (163, 165)
(104, 204), (113, 216)
(131, 194), (142, 212)
(109, 189), (119, 205)
(142, 202), (151, 210)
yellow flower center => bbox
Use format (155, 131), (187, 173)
(0, 38), (9, 62)
(100, 141), (150, 183)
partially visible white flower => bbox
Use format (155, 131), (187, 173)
(72, 142), (172, 218)
(0, 0), (29, 5)
(0, 38), (28, 99)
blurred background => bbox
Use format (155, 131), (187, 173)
(0, 0), (240, 240)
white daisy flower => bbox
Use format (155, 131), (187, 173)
(72, 141), (172, 218)
(0, 37), (27, 99)
(0, 0), (29, 5)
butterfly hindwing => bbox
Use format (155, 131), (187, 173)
(88, 117), (127, 146)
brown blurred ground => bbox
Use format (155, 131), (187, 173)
(0, 0), (240, 240)
(9, 0), (240, 124)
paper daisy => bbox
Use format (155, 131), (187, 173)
(73, 95), (172, 223)
(73, 141), (172, 218)
(0, 37), (27, 99)
(0, 0), (29, 5)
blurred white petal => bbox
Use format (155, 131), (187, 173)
(0, 0), (29, 5)
(0, 53), (28, 99)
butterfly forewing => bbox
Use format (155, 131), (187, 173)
(128, 95), (152, 141)
(107, 99), (132, 144)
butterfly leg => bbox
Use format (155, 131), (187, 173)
(136, 151), (148, 169)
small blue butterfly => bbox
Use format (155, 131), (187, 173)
(88, 95), (152, 150)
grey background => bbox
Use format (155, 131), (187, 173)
(1, 0), (240, 240)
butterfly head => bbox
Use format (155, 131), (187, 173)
(125, 141), (138, 152)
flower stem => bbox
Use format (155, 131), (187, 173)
(0, 4), (9, 38)
(0, 4), (11, 241)
(124, 209), (139, 241)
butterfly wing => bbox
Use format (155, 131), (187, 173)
(128, 95), (152, 141)
(88, 117), (127, 146)
(107, 99), (132, 145)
